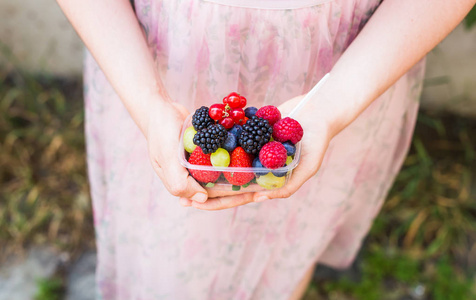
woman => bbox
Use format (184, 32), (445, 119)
(57, 0), (475, 299)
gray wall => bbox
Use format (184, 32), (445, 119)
(0, 0), (83, 76)
(1, 0), (475, 117)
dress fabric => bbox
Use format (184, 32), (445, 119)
(83, 0), (425, 299)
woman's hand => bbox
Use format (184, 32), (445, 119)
(183, 95), (334, 210)
(146, 100), (209, 203)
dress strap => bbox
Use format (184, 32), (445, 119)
(201, 0), (334, 10)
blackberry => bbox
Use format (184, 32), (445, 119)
(238, 116), (273, 155)
(193, 124), (227, 154)
(192, 106), (214, 131)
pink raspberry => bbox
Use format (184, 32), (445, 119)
(272, 117), (303, 144)
(259, 141), (287, 169)
(255, 105), (281, 126)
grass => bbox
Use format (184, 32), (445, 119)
(306, 112), (476, 299)
(35, 277), (65, 300)
(1, 67), (475, 298)
(0, 68), (93, 258)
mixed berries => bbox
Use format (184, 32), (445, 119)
(183, 92), (304, 190)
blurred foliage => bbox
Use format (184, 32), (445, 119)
(0, 68), (93, 258)
(34, 277), (64, 300)
(465, 5), (476, 29)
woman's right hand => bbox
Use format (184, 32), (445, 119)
(145, 99), (209, 203)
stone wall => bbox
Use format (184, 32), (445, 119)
(0, 0), (475, 116)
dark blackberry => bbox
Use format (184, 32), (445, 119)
(192, 106), (214, 131)
(193, 124), (227, 154)
(238, 116), (273, 155)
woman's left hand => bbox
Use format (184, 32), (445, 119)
(180, 95), (334, 210)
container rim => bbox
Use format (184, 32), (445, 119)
(178, 114), (301, 172)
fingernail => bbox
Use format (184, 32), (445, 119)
(179, 198), (192, 207)
(255, 196), (269, 203)
(191, 193), (207, 203)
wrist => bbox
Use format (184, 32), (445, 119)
(307, 73), (373, 139)
(123, 89), (169, 138)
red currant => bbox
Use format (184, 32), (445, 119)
(219, 117), (234, 129)
(230, 108), (245, 124)
(238, 95), (247, 108)
(209, 103), (225, 121)
(226, 92), (242, 109)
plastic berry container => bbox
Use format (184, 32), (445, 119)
(178, 114), (301, 192)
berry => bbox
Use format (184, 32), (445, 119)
(272, 117), (304, 144)
(219, 117), (234, 129)
(193, 124), (227, 154)
(239, 96), (247, 108)
(252, 157), (269, 176)
(209, 103), (227, 121)
(223, 132), (238, 152)
(230, 108), (245, 124)
(286, 156), (293, 165)
(183, 126), (197, 153)
(255, 105), (281, 126)
(271, 156), (293, 177)
(188, 147), (220, 183)
(271, 168), (287, 177)
(238, 117), (248, 126)
(192, 106), (214, 131)
(229, 125), (243, 137)
(224, 92), (242, 108)
(259, 141), (287, 169)
(238, 116), (273, 155)
(256, 173), (286, 190)
(224, 147), (254, 186)
(282, 141), (296, 156)
(244, 106), (258, 118)
(211, 148), (230, 167)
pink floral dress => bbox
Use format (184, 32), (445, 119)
(84, 0), (425, 299)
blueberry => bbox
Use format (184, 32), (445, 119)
(244, 107), (258, 118)
(229, 124), (242, 137)
(252, 157), (269, 176)
(272, 165), (287, 177)
(223, 132), (237, 152)
(282, 141), (296, 156)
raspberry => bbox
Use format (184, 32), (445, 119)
(259, 141), (287, 169)
(238, 116), (273, 155)
(255, 105), (281, 126)
(192, 106), (214, 131)
(193, 124), (227, 154)
(188, 147), (220, 183)
(272, 117), (303, 144)
(224, 147), (254, 186)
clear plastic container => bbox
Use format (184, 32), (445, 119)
(178, 114), (301, 191)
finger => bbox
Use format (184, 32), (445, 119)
(253, 163), (316, 202)
(179, 197), (192, 207)
(206, 188), (251, 198)
(253, 146), (328, 202)
(191, 193), (254, 211)
(152, 158), (208, 202)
